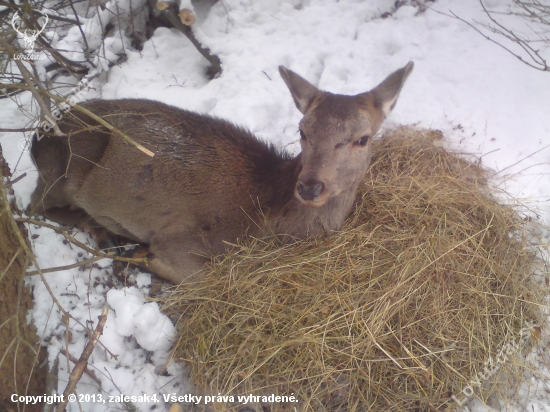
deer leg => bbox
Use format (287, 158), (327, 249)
(30, 206), (133, 253)
(28, 177), (70, 217)
(30, 206), (90, 227)
(145, 230), (209, 284)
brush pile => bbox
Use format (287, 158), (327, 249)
(162, 128), (547, 411)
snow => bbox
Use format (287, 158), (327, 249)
(22, 223), (189, 411)
(1, 0), (549, 411)
(106, 288), (175, 353)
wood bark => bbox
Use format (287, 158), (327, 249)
(0, 145), (47, 412)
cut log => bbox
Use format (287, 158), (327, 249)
(179, 8), (196, 26)
(156, 1), (170, 10)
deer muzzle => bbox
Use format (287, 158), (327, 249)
(296, 178), (326, 206)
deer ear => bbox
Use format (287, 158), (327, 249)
(369, 61), (414, 118)
(279, 66), (320, 114)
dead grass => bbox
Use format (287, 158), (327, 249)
(162, 127), (548, 411)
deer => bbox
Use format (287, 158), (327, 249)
(29, 62), (414, 284)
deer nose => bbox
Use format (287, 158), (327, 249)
(297, 180), (324, 201)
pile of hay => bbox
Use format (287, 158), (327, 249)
(162, 128), (547, 411)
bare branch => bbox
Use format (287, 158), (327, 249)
(56, 306), (108, 412)
(45, 93), (156, 157)
(0, 179), (119, 361)
(17, 217), (148, 265)
(25, 255), (112, 275)
(0, 127), (36, 132)
(442, 0), (549, 72)
(0, 38), (65, 135)
(58, 348), (102, 385)
(478, 0), (548, 72)
(448, 6), (549, 72)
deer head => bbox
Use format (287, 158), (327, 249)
(279, 62), (414, 207)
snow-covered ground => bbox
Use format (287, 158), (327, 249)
(1, 0), (549, 410)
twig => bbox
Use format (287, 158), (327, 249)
(0, 127), (36, 132)
(479, 1), (548, 70)
(35, 35), (90, 73)
(0, 178), (118, 361)
(40, 11), (82, 25)
(0, 37), (64, 136)
(56, 306), (108, 412)
(47, 93), (156, 157)
(0, 178), (68, 319)
(58, 348), (101, 385)
(26, 255), (110, 275)
(66, 0), (90, 54)
(17, 217), (148, 265)
(5, 172), (27, 187)
(2, 0), (90, 72)
(491, 143), (550, 177)
(441, 1), (549, 72)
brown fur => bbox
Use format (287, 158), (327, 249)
(29, 63), (413, 283)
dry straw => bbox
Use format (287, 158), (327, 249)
(162, 128), (548, 411)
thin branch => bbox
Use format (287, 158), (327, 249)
(0, 38), (64, 135)
(0, 177), (119, 361)
(25, 255), (111, 275)
(0, 84), (32, 90)
(56, 306), (109, 412)
(47, 93), (156, 157)
(40, 10), (82, 26)
(448, 8), (547, 72)
(427, 0), (550, 72)
(479, 0), (548, 70)
(0, 127), (36, 132)
(58, 348), (101, 385)
(66, 0), (90, 54)
(35, 35), (90, 72)
(491, 143), (550, 177)
(5, 172), (27, 187)
(17, 217), (148, 265)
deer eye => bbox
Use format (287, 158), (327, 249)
(299, 130), (307, 141)
(354, 135), (370, 146)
